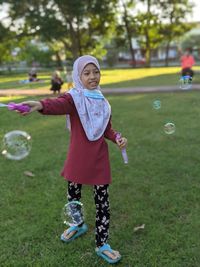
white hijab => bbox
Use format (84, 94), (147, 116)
(67, 55), (111, 141)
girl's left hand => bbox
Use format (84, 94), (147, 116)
(116, 137), (127, 149)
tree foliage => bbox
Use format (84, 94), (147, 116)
(0, 0), (196, 66)
(158, 0), (193, 66)
(1, 0), (117, 61)
(0, 21), (18, 63)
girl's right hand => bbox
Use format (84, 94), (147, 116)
(20, 101), (43, 115)
(116, 136), (127, 149)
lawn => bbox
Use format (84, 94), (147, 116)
(0, 91), (200, 266)
(0, 66), (200, 91)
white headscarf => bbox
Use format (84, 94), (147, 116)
(67, 55), (111, 141)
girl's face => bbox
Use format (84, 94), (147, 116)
(80, 63), (100, 90)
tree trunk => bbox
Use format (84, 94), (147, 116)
(128, 36), (136, 68)
(122, 2), (135, 67)
(67, 19), (79, 60)
(165, 40), (171, 66)
(145, 27), (151, 67)
(55, 51), (62, 67)
(145, 47), (151, 67)
(76, 15), (82, 56)
(145, 0), (151, 67)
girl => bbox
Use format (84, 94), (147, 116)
(28, 67), (39, 82)
(21, 55), (127, 264)
(180, 48), (195, 77)
(50, 70), (64, 94)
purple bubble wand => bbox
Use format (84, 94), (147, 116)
(116, 132), (128, 164)
(0, 102), (31, 113)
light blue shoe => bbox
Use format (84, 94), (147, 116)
(60, 223), (88, 243)
(95, 243), (121, 264)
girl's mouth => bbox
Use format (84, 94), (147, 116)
(90, 81), (97, 85)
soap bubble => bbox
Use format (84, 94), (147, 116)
(164, 122), (175, 135)
(180, 75), (192, 90)
(153, 100), (161, 110)
(62, 201), (84, 226)
(1, 130), (32, 160)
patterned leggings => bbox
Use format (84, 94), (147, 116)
(67, 181), (110, 247)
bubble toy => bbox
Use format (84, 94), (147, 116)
(0, 102), (31, 113)
(116, 133), (128, 164)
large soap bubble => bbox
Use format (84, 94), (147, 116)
(62, 201), (84, 226)
(164, 122), (175, 135)
(1, 130), (32, 160)
(179, 75), (192, 90)
(153, 100), (161, 110)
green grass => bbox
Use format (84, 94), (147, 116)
(1, 66), (200, 91)
(100, 66), (200, 88)
(1, 92), (200, 266)
(0, 72), (51, 90)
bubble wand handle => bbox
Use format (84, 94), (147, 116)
(0, 103), (8, 107)
(7, 102), (31, 113)
(116, 132), (128, 164)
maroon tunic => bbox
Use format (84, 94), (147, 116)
(40, 93), (117, 185)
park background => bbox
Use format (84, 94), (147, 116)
(1, 1), (200, 266)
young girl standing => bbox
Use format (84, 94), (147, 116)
(50, 70), (64, 94)
(21, 55), (127, 264)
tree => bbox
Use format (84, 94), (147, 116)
(0, 0), (118, 61)
(114, 0), (164, 67)
(181, 30), (200, 51)
(134, 0), (163, 67)
(115, 0), (137, 67)
(18, 40), (55, 67)
(0, 22), (14, 64)
(158, 0), (193, 66)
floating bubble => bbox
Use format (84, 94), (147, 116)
(62, 201), (84, 226)
(179, 75), (192, 90)
(1, 130), (32, 160)
(164, 122), (175, 135)
(153, 100), (161, 110)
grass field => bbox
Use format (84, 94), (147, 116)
(0, 66), (200, 91)
(1, 90), (200, 266)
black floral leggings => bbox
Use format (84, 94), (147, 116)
(67, 181), (110, 248)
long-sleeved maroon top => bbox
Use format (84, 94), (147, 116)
(40, 93), (117, 185)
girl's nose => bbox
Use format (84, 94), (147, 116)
(90, 73), (95, 79)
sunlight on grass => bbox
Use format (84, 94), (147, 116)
(0, 72), (52, 90)
(100, 67), (181, 85)
(0, 72), (51, 83)
(100, 66), (200, 87)
(0, 96), (27, 102)
(1, 67), (200, 90)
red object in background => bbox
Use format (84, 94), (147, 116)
(129, 59), (146, 66)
